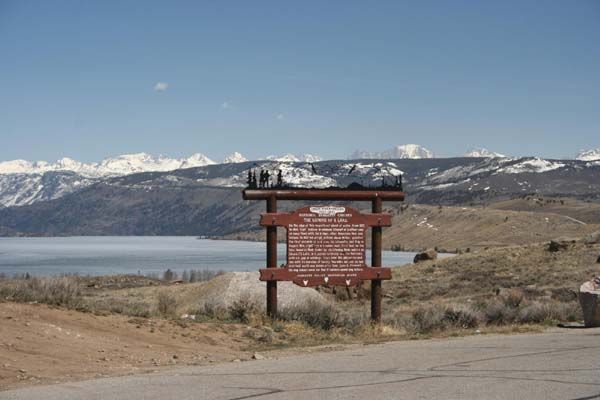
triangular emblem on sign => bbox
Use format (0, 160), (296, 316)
(303, 279), (309, 286)
(324, 276), (329, 283)
(345, 279), (351, 286)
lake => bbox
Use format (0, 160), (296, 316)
(0, 236), (449, 277)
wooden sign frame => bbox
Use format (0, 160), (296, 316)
(242, 189), (405, 322)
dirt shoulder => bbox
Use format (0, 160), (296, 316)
(0, 302), (253, 390)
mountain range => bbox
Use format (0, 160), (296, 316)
(0, 154), (598, 237)
(0, 146), (597, 208)
(0, 153), (216, 178)
(0, 152), (326, 177)
(3, 145), (597, 179)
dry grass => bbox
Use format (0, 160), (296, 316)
(223, 201), (600, 252)
(370, 238), (600, 334)
(0, 235), (597, 349)
(386, 240), (599, 305)
(0, 276), (83, 308)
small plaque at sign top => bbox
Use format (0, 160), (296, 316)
(259, 206), (392, 287)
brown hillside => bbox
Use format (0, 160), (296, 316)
(489, 196), (600, 224)
(222, 201), (600, 252)
(382, 203), (599, 251)
(385, 236), (600, 307)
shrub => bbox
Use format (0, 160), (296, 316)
(228, 297), (260, 323)
(196, 300), (229, 320)
(391, 304), (482, 334)
(0, 276), (83, 308)
(483, 300), (517, 324)
(84, 298), (152, 318)
(443, 306), (481, 329)
(407, 305), (446, 333)
(336, 309), (370, 332)
(518, 301), (581, 324)
(518, 302), (553, 324)
(156, 291), (178, 317)
(278, 300), (340, 330)
(501, 288), (524, 308)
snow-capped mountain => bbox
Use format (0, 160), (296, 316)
(463, 148), (507, 158)
(222, 152), (248, 164)
(350, 144), (434, 160)
(0, 172), (96, 208)
(2, 156), (599, 237)
(1, 155), (599, 222)
(264, 154), (323, 163)
(0, 153), (215, 178)
(2, 145), (600, 211)
(0, 158), (99, 176)
(576, 149), (600, 161)
(299, 154), (323, 163)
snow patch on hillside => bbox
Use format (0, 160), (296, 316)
(264, 154), (322, 163)
(499, 158), (565, 174)
(222, 152), (248, 164)
(0, 173), (96, 207)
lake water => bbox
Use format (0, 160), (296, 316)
(0, 236), (446, 277)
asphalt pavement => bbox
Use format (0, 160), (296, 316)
(2, 328), (600, 400)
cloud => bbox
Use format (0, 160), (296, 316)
(153, 82), (169, 92)
(276, 113), (285, 120)
(221, 101), (231, 109)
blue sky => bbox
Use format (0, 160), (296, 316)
(0, 0), (598, 162)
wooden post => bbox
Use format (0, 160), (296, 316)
(266, 195), (278, 317)
(371, 196), (382, 322)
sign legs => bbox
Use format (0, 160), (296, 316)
(371, 197), (383, 322)
(266, 195), (278, 317)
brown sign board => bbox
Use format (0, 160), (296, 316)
(259, 206), (392, 287)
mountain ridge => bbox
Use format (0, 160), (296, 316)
(0, 157), (598, 236)
(3, 145), (598, 177)
(0, 153), (216, 178)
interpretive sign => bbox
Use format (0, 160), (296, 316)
(242, 187), (404, 321)
(259, 206), (392, 287)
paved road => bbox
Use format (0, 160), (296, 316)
(2, 328), (600, 400)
